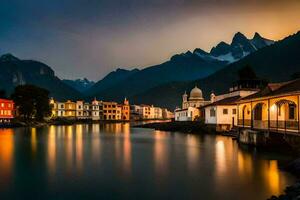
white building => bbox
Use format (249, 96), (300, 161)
(203, 89), (259, 131)
(175, 86), (210, 121)
(175, 107), (200, 121)
(91, 99), (101, 120)
(83, 102), (91, 118)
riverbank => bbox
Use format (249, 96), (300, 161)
(135, 121), (217, 134)
(0, 118), (133, 128)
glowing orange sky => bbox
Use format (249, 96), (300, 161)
(1, 0), (300, 80)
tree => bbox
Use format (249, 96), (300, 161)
(238, 65), (257, 80)
(0, 90), (6, 98)
(291, 72), (300, 80)
(11, 85), (51, 120)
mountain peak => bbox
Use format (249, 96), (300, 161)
(232, 32), (248, 44)
(0, 53), (20, 62)
(253, 32), (262, 39)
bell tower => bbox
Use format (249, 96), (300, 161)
(182, 91), (188, 109)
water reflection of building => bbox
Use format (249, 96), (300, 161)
(0, 129), (14, 184)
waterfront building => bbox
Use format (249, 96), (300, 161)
(103, 101), (119, 120)
(138, 105), (155, 119)
(76, 101), (84, 119)
(154, 107), (163, 119)
(175, 86), (210, 121)
(182, 86), (211, 109)
(83, 102), (91, 118)
(175, 107), (200, 121)
(49, 98), (65, 117)
(236, 79), (300, 134)
(203, 81), (260, 131)
(64, 100), (76, 118)
(91, 99), (101, 120)
(162, 108), (174, 119)
(121, 98), (130, 121)
(130, 105), (141, 120)
(0, 98), (14, 123)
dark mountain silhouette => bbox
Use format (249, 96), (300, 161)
(63, 78), (95, 92)
(130, 31), (300, 109)
(86, 68), (140, 96)
(0, 54), (82, 100)
(86, 32), (274, 102)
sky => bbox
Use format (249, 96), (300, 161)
(1, 0), (300, 81)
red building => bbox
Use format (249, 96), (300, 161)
(0, 99), (14, 123)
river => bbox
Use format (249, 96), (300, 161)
(0, 123), (296, 199)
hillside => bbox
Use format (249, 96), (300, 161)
(87, 32), (273, 101)
(63, 78), (95, 92)
(0, 54), (83, 100)
(130, 31), (300, 109)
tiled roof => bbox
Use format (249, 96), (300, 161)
(240, 79), (300, 101)
(202, 95), (241, 107)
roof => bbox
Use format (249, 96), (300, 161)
(239, 79), (300, 102)
(0, 98), (14, 103)
(202, 95), (241, 108)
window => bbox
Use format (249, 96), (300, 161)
(210, 108), (215, 117)
(232, 109), (237, 115)
(223, 109), (228, 115)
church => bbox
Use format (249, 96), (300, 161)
(175, 86), (211, 121)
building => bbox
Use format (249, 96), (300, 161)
(203, 81), (260, 131)
(175, 107), (200, 121)
(237, 79), (300, 133)
(154, 107), (163, 119)
(162, 108), (174, 119)
(64, 100), (76, 118)
(0, 99), (14, 123)
(121, 98), (130, 121)
(49, 97), (131, 121)
(83, 102), (91, 118)
(175, 86), (210, 121)
(91, 99), (101, 120)
(182, 86), (211, 109)
(76, 101), (84, 119)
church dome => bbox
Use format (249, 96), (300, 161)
(190, 86), (203, 99)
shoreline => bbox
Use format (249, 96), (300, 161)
(0, 118), (171, 128)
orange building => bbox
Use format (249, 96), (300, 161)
(0, 99), (14, 123)
(121, 98), (130, 121)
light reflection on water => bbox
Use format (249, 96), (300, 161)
(0, 123), (296, 200)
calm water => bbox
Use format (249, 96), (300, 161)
(0, 123), (296, 200)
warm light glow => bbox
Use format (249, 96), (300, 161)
(0, 129), (14, 183)
(31, 128), (37, 154)
(270, 104), (277, 112)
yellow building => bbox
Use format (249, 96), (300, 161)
(103, 101), (118, 120)
(64, 100), (76, 118)
(237, 79), (300, 133)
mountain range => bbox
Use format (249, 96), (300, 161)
(85, 32), (274, 102)
(2, 31), (299, 110)
(63, 78), (95, 92)
(130, 31), (300, 109)
(0, 54), (82, 100)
